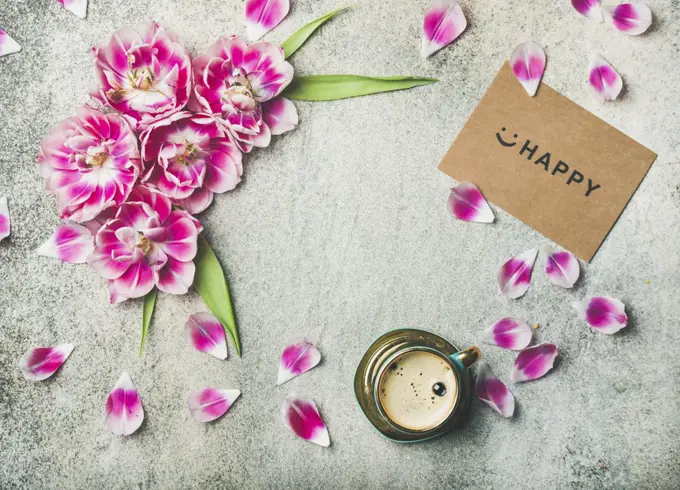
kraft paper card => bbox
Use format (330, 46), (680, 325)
(438, 62), (657, 262)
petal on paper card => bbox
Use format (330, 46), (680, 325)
(0, 196), (9, 241)
(588, 53), (623, 102)
(544, 246), (580, 288)
(497, 249), (538, 299)
(19, 344), (74, 381)
(57, 0), (87, 19)
(0, 28), (21, 57)
(421, 0), (467, 58)
(511, 343), (558, 383)
(281, 394), (330, 447)
(277, 339), (321, 385)
(188, 388), (241, 422)
(447, 182), (494, 223)
(602, 3), (652, 35)
(482, 317), (532, 350)
(510, 41), (546, 97)
(571, 0), (603, 22)
(105, 372), (144, 436)
(37, 223), (94, 264)
(184, 312), (228, 360)
(475, 361), (514, 417)
(572, 296), (628, 334)
(245, 0), (290, 41)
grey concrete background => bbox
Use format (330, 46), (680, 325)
(1, 0), (679, 488)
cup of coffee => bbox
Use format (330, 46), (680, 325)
(354, 329), (480, 442)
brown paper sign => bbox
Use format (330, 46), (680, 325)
(438, 62), (657, 262)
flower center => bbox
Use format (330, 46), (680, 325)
(131, 68), (155, 90)
(177, 142), (198, 166)
(135, 234), (152, 255)
(87, 152), (109, 168)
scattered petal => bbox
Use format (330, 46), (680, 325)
(57, 0), (87, 18)
(602, 3), (652, 35)
(482, 317), (532, 350)
(188, 388), (241, 422)
(447, 182), (494, 223)
(19, 344), (74, 381)
(511, 343), (558, 383)
(572, 296), (628, 334)
(105, 372), (144, 436)
(571, 0), (603, 22)
(0, 28), (21, 57)
(37, 223), (94, 264)
(277, 340), (321, 385)
(184, 312), (228, 360)
(497, 248), (538, 299)
(421, 0), (467, 58)
(245, 0), (290, 41)
(475, 361), (515, 417)
(262, 97), (298, 135)
(281, 394), (330, 447)
(0, 196), (9, 241)
(543, 246), (580, 288)
(588, 53), (623, 102)
(510, 41), (546, 97)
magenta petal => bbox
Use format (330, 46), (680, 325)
(475, 361), (515, 417)
(421, 0), (467, 58)
(588, 53), (623, 102)
(281, 394), (330, 447)
(497, 248), (538, 299)
(277, 340), (321, 385)
(105, 372), (144, 436)
(602, 3), (652, 35)
(188, 388), (240, 422)
(262, 97), (298, 136)
(571, 0), (603, 22)
(482, 317), (532, 350)
(447, 182), (494, 223)
(245, 0), (290, 41)
(184, 312), (228, 360)
(0, 28), (21, 57)
(57, 0), (87, 19)
(0, 196), (9, 241)
(511, 343), (558, 383)
(510, 41), (546, 97)
(37, 223), (94, 264)
(544, 246), (580, 288)
(572, 296), (628, 334)
(19, 344), (74, 381)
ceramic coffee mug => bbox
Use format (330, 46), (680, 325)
(354, 328), (480, 442)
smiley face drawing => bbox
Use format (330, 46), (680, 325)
(496, 127), (518, 147)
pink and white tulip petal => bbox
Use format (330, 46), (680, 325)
(277, 340), (321, 385)
(475, 361), (514, 417)
(262, 97), (298, 136)
(421, 0), (467, 58)
(544, 246), (580, 288)
(482, 317), (532, 350)
(19, 344), (74, 381)
(602, 3), (652, 35)
(510, 42), (546, 97)
(188, 388), (241, 422)
(0, 28), (21, 57)
(57, 0), (87, 19)
(588, 54), (623, 102)
(0, 196), (9, 242)
(572, 296), (628, 334)
(282, 395), (330, 447)
(105, 372), (144, 436)
(497, 248), (538, 299)
(37, 223), (94, 264)
(571, 0), (603, 23)
(447, 182), (494, 223)
(184, 312), (228, 360)
(511, 343), (558, 383)
(245, 0), (290, 41)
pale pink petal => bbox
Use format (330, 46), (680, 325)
(544, 246), (580, 288)
(57, 0), (87, 19)
(571, 0), (603, 22)
(497, 248), (538, 299)
(588, 53), (623, 102)
(447, 182), (494, 223)
(19, 344), (74, 381)
(572, 296), (628, 334)
(184, 312), (228, 360)
(602, 3), (652, 35)
(0, 28), (21, 57)
(277, 340), (321, 385)
(262, 97), (298, 136)
(188, 388), (240, 422)
(0, 196), (9, 241)
(481, 317), (532, 350)
(510, 41), (546, 97)
(36, 223), (94, 264)
(105, 372), (144, 436)
(281, 394), (330, 447)
(245, 0), (290, 41)
(475, 361), (514, 417)
(421, 0), (467, 58)
(511, 343), (558, 383)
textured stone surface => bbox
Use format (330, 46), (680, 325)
(1, 0), (679, 488)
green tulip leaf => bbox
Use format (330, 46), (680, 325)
(283, 75), (438, 101)
(282, 7), (350, 59)
(139, 288), (157, 357)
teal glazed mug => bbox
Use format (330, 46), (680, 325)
(354, 329), (480, 442)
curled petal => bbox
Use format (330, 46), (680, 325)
(421, 0), (467, 58)
(588, 53), (623, 102)
(0, 196), (9, 241)
(277, 340), (321, 385)
(572, 296), (628, 334)
(511, 343), (558, 383)
(0, 28), (21, 57)
(281, 394), (330, 447)
(571, 0), (603, 22)
(475, 361), (514, 417)
(447, 182), (494, 223)
(602, 3), (652, 35)
(482, 317), (532, 350)
(544, 246), (580, 288)
(176, 187), (214, 215)
(19, 344), (74, 381)
(262, 97), (298, 136)
(105, 372), (144, 436)
(37, 223), (94, 264)
(57, 0), (87, 19)
(497, 248), (538, 299)
(188, 388), (240, 422)
(184, 312), (228, 360)
(510, 41), (546, 97)
(245, 0), (290, 41)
